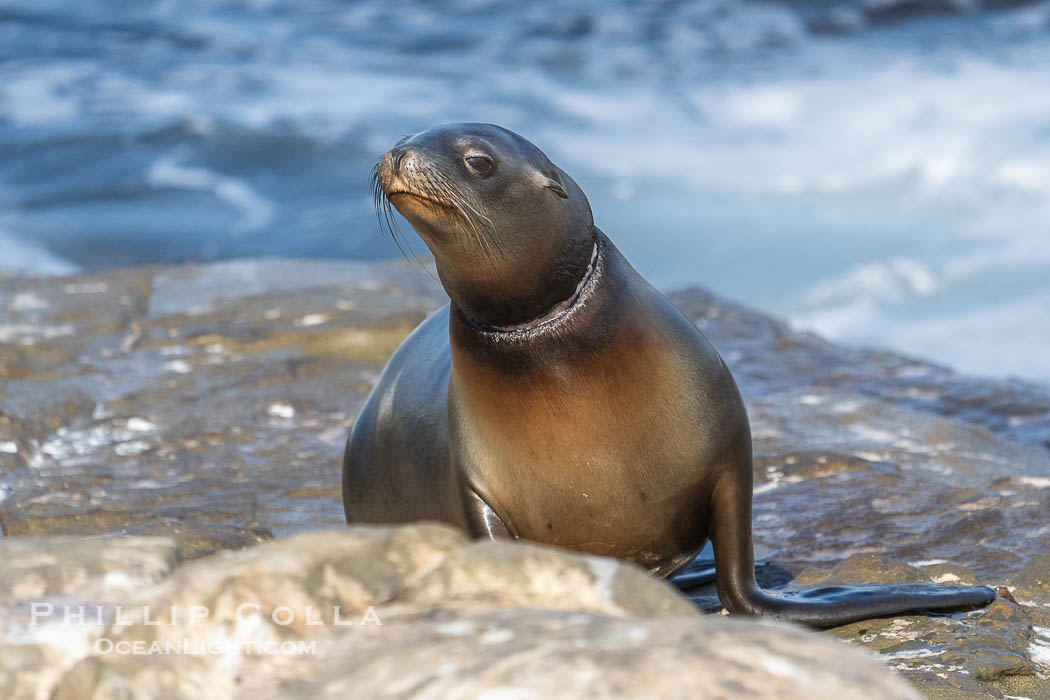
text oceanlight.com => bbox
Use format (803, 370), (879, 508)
(93, 638), (318, 656)
(26, 603), (383, 656)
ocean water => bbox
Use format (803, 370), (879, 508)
(1, 0), (1048, 383)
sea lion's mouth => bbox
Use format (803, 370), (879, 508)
(386, 190), (456, 211)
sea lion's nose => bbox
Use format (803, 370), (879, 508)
(376, 146), (417, 189)
(389, 146), (408, 175)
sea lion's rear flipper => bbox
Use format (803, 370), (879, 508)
(769, 582), (995, 620)
(670, 542), (717, 589)
(707, 470), (996, 628)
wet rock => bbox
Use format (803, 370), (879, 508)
(0, 259), (446, 557)
(921, 562), (979, 586)
(907, 671), (1010, 700)
(762, 552), (1045, 696)
(770, 548), (1043, 695)
(793, 554), (931, 586)
(1009, 553), (1050, 604)
(793, 554), (982, 591)
(827, 598), (1036, 693)
(669, 288), (1050, 452)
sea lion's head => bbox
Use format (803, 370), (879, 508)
(374, 123), (595, 329)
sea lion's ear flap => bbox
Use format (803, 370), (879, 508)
(541, 177), (569, 199)
(530, 166), (569, 199)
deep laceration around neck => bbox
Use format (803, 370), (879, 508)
(454, 228), (601, 336)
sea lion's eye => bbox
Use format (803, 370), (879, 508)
(465, 156), (493, 175)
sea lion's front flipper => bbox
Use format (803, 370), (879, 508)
(708, 469), (996, 628)
(464, 489), (513, 540)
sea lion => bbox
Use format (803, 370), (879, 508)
(343, 123), (995, 627)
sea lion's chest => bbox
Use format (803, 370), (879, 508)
(447, 323), (714, 565)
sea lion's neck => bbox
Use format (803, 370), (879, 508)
(458, 239), (598, 334)
(444, 226), (599, 330)
(448, 230), (628, 365)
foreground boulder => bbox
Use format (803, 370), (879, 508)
(2, 525), (918, 700)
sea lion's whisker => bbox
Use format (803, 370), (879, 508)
(415, 165), (494, 261)
(428, 167), (501, 263)
(371, 162), (417, 264)
(373, 147), (501, 265)
(371, 162), (440, 281)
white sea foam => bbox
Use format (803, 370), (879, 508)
(1019, 477), (1050, 490)
(1031, 626), (1050, 669)
(0, 65), (83, 125)
(541, 48), (1050, 199)
(0, 231), (77, 276)
(147, 158), (273, 230)
(801, 259), (937, 307)
(793, 286), (1050, 383)
(535, 31), (1050, 384)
